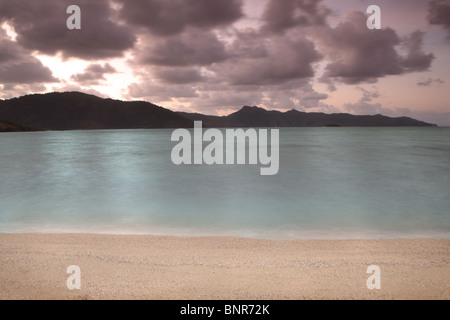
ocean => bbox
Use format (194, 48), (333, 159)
(0, 127), (449, 239)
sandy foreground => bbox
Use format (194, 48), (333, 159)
(0, 233), (449, 300)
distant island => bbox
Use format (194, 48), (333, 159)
(0, 92), (436, 132)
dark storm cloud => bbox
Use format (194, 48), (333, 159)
(117, 0), (243, 36)
(428, 0), (450, 38)
(71, 63), (117, 83)
(0, 30), (58, 84)
(0, 0), (136, 60)
(262, 0), (330, 33)
(318, 12), (434, 84)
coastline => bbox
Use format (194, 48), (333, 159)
(0, 233), (449, 300)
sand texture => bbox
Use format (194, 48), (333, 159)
(0, 234), (449, 300)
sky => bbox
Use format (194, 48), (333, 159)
(0, 0), (449, 125)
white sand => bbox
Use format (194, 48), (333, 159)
(0, 234), (449, 300)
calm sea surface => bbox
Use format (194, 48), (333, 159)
(1, 127), (449, 239)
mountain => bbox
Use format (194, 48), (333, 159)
(0, 92), (436, 132)
(179, 106), (436, 127)
(0, 92), (192, 131)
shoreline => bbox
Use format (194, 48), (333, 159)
(3, 228), (450, 241)
(1, 233), (449, 300)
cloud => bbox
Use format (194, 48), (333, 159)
(153, 67), (205, 84)
(117, 0), (243, 36)
(85, 63), (116, 74)
(0, 37), (21, 63)
(428, 0), (450, 39)
(0, 29), (58, 85)
(301, 91), (329, 108)
(316, 12), (403, 84)
(137, 29), (228, 67)
(399, 31), (435, 72)
(0, 0), (136, 60)
(0, 83), (48, 99)
(123, 2), (436, 112)
(318, 75), (337, 92)
(127, 75), (199, 103)
(317, 11), (434, 84)
(358, 87), (380, 102)
(0, 61), (57, 84)
(344, 101), (384, 115)
(344, 87), (387, 115)
(189, 84), (264, 112)
(212, 29), (322, 86)
(262, 0), (330, 33)
(255, 82), (337, 112)
(71, 63), (117, 83)
(417, 78), (445, 86)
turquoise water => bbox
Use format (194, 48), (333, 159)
(0, 127), (449, 239)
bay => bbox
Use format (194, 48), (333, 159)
(0, 127), (449, 239)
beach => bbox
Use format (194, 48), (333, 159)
(0, 234), (448, 300)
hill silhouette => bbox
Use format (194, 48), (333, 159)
(0, 92), (192, 131)
(0, 92), (435, 131)
(179, 106), (435, 128)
